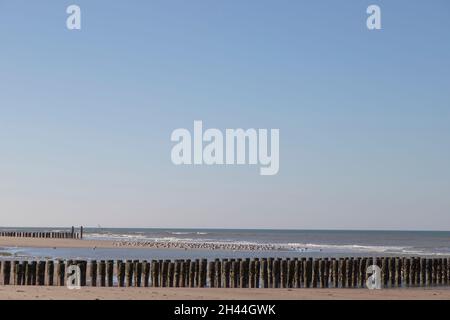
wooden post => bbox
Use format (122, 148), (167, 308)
(443, 258), (448, 286)
(396, 258), (402, 287)
(421, 258), (427, 286)
(99, 260), (106, 287)
(339, 258), (346, 288)
(255, 259), (260, 289)
(249, 260), (256, 288)
(183, 260), (190, 288)
(89, 260), (97, 287)
(208, 261), (215, 288)
(126, 260), (134, 287)
(173, 260), (183, 288)
(223, 260), (231, 288)
(260, 259), (268, 288)
(46, 261), (54, 286)
(117, 261), (124, 287)
(143, 261), (150, 287)
(273, 259), (281, 288)
(346, 258), (353, 288)
(410, 258), (417, 287)
(194, 259), (200, 287)
(79, 261), (87, 286)
(427, 259), (433, 286)
(267, 258), (274, 288)
(359, 258), (367, 288)
(293, 259), (300, 288)
(106, 260), (114, 287)
(332, 259), (339, 288)
(230, 260), (238, 288)
(382, 258), (389, 288)
(239, 260), (245, 289)
(404, 258), (411, 287)
(12, 261), (19, 285)
(22, 261), (29, 285)
(37, 261), (46, 286)
(437, 259), (443, 285)
(134, 261), (142, 287)
(305, 258), (312, 288)
(179, 260), (186, 288)
(152, 260), (160, 287)
(189, 260), (196, 288)
(215, 259), (222, 288)
(280, 259), (287, 289)
(319, 259), (325, 288)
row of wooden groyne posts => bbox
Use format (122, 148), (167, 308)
(0, 256), (449, 288)
(0, 227), (83, 240)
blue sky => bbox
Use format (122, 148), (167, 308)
(0, 0), (449, 229)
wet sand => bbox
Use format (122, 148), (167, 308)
(0, 237), (289, 252)
(0, 286), (449, 300)
(0, 237), (115, 250)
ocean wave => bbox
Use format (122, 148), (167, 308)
(83, 232), (450, 256)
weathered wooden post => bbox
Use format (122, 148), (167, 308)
(305, 258), (313, 288)
(255, 258), (260, 289)
(410, 258), (417, 287)
(280, 259), (287, 289)
(143, 261), (150, 287)
(125, 260), (134, 287)
(273, 259), (281, 288)
(427, 259), (433, 286)
(12, 261), (19, 285)
(47, 261), (54, 286)
(293, 259), (300, 288)
(21, 261), (28, 285)
(99, 260), (106, 287)
(319, 259), (325, 288)
(239, 260), (245, 289)
(151, 260), (160, 287)
(223, 260), (231, 288)
(3, 261), (11, 285)
(189, 261), (196, 288)
(443, 258), (448, 286)
(134, 261), (143, 287)
(404, 258), (411, 287)
(89, 260), (97, 287)
(117, 261), (125, 287)
(339, 258), (346, 288)
(332, 258), (339, 288)
(258, 259), (266, 289)
(208, 261), (215, 288)
(174, 260), (181, 288)
(37, 261), (46, 286)
(437, 259), (443, 285)
(421, 258), (427, 286)
(267, 258), (274, 288)
(249, 260), (256, 288)
(165, 261), (173, 287)
(215, 259), (222, 288)
(396, 258), (402, 287)
(106, 260), (114, 287)
(381, 258), (389, 288)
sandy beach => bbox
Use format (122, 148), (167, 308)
(0, 237), (115, 250)
(0, 237), (280, 252)
(1, 236), (450, 300)
(0, 286), (449, 300)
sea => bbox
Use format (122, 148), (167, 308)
(1, 228), (450, 261)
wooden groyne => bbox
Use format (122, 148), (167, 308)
(0, 226), (83, 240)
(0, 256), (449, 288)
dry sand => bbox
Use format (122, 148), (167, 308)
(0, 286), (449, 300)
